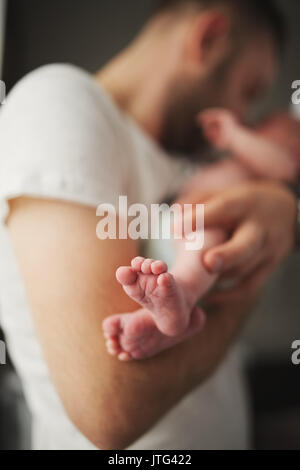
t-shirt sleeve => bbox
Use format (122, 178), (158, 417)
(0, 64), (128, 221)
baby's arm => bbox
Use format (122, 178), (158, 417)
(199, 109), (298, 182)
(227, 125), (298, 182)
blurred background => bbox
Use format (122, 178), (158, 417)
(0, 0), (300, 450)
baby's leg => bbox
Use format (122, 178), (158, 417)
(117, 226), (225, 337)
(103, 228), (225, 361)
(171, 228), (226, 305)
(114, 257), (192, 337)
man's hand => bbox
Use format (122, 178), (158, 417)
(188, 182), (297, 304)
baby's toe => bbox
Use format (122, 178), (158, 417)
(131, 257), (145, 272)
(106, 338), (120, 356)
(116, 267), (137, 286)
(151, 260), (168, 275)
(118, 352), (132, 362)
(102, 315), (123, 338)
(157, 272), (174, 288)
(103, 331), (111, 340)
(141, 259), (155, 274)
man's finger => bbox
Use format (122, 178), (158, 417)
(218, 252), (269, 281)
(204, 260), (275, 306)
(203, 221), (266, 274)
(203, 187), (252, 228)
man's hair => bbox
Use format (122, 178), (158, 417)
(154, 0), (286, 53)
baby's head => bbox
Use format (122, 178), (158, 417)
(256, 112), (300, 161)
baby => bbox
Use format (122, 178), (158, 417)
(103, 110), (300, 361)
(188, 110), (299, 194)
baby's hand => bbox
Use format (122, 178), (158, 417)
(198, 108), (238, 150)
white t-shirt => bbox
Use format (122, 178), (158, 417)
(0, 64), (250, 450)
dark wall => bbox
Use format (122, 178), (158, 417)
(3, 0), (300, 113)
(3, 0), (155, 90)
(267, 0), (300, 110)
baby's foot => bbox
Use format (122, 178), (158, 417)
(115, 257), (193, 337)
(198, 108), (238, 150)
(103, 306), (205, 361)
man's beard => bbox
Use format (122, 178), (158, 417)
(160, 72), (228, 162)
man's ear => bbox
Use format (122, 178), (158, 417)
(185, 10), (231, 73)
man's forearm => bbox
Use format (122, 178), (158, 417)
(7, 197), (254, 450)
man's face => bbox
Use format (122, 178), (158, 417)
(161, 33), (278, 158)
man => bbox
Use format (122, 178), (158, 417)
(0, 0), (297, 450)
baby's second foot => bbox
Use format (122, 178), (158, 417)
(116, 257), (193, 337)
(103, 306), (205, 361)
